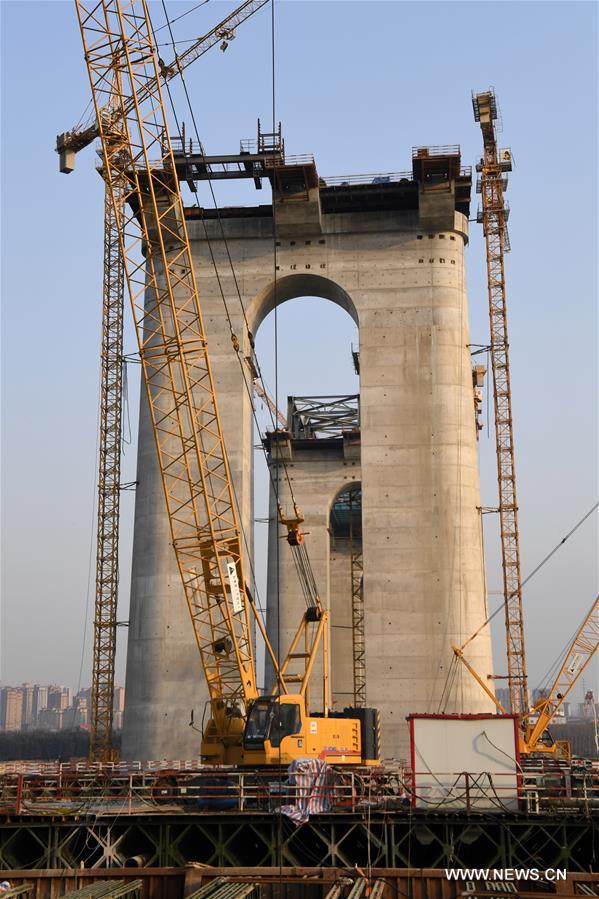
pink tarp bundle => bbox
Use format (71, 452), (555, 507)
(280, 757), (336, 825)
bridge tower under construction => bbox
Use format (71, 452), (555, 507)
(121, 137), (494, 761)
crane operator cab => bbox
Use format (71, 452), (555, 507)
(240, 695), (380, 766)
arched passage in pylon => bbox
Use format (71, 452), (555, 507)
(248, 274), (360, 703)
(248, 273), (359, 332)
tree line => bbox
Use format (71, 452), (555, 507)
(0, 730), (122, 761)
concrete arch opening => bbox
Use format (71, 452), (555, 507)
(253, 288), (360, 704)
(249, 273), (359, 333)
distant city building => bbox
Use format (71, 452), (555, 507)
(48, 686), (70, 711)
(114, 686), (125, 714)
(494, 687), (533, 714)
(21, 683), (34, 728)
(32, 684), (49, 722)
(496, 689), (510, 712)
(63, 696), (89, 729)
(0, 684), (124, 731)
(78, 688), (92, 708)
(0, 687), (23, 732)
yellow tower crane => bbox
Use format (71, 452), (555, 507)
(58, 0), (270, 764)
(452, 92), (598, 759)
(472, 89), (527, 716)
(72, 0), (379, 767)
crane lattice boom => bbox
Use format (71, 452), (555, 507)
(58, 0), (269, 165)
(525, 596), (599, 751)
(74, 0), (269, 762)
(254, 381), (286, 428)
(72, 0), (380, 769)
(75, 0), (258, 742)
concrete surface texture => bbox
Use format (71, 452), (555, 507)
(122, 161), (495, 760)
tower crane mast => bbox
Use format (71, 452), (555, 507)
(441, 92), (598, 759)
(90, 158), (125, 763)
(473, 90), (528, 716)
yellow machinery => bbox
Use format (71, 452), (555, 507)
(58, 0), (270, 765)
(453, 596), (599, 758)
(72, 0), (379, 767)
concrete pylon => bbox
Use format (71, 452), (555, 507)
(122, 147), (494, 760)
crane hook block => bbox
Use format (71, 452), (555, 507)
(286, 528), (304, 547)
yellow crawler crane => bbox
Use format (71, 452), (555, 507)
(58, 0), (270, 765)
(453, 596), (599, 758)
(73, 0), (379, 767)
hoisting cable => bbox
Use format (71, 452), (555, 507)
(155, 1), (295, 488)
(156, 0), (322, 609)
(439, 501), (598, 712)
(268, 0), (285, 877)
(459, 501), (598, 655)
(153, 0), (212, 35)
(144, 10), (278, 637)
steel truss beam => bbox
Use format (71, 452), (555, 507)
(288, 396), (359, 439)
(0, 814), (596, 871)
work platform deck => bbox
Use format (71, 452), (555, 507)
(1, 761), (596, 871)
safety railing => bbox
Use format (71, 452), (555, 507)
(412, 144), (461, 158)
(0, 759), (596, 817)
(322, 171), (413, 187)
(274, 153), (315, 167)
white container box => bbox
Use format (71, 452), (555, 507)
(408, 714), (521, 812)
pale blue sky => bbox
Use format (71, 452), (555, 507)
(1, 1), (597, 701)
